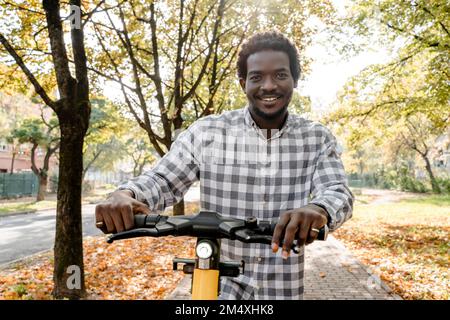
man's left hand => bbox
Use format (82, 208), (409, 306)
(272, 204), (328, 259)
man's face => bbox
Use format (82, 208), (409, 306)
(240, 50), (297, 121)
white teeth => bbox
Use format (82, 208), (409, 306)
(261, 97), (279, 101)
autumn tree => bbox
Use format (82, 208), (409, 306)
(10, 116), (60, 200)
(1, 0), (92, 298)
(82, 98), (128, 184)
(336, 0), (448, 121)
(123, 128), (157, 177)
(326, 0), (449, 190)
(391, 116), (443, 193)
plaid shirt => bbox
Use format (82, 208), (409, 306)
(118, 106), (354, 300)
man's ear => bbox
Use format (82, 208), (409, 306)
(239, 78), (246, 91)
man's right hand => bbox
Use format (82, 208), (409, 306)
(95, 189), (152, 234)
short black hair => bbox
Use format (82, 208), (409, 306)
(237, 31), (301, 83)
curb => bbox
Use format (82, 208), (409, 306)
(0, 209), (38, 218)
(0, 208), (55, 218)
(165, 275), (192, 300)
(0, 202), (97, 218)
(0, 249), (52, 271)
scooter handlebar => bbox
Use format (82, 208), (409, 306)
(106, 211), (328, 249)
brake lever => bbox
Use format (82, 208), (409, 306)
(234, 229), (272, 244)
(107, 228), (160, 243)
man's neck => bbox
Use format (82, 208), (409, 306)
(249, 108), (288, 130)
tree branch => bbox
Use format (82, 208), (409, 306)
(82, 147), (103, 178)
(181, 0), (225, 104)
(0, 33), (56, 109)
(2, 1), (45, 15)
(81, 0), (106, 28)
(416, 3), (450, 38)
(70, 0), (89, 102)
(149, 2), (170, 144)
(44, 140), (60, 173)
(30, 143), (40, 175)
(43, 0), (74, 105)
(385, 22), (449, 49)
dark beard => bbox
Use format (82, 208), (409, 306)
(251, 102), (288, 120)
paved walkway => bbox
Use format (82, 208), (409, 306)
(166, 235), (402, 300)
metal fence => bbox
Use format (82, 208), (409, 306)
(0, 172), (38, 198)
(348, 179), (364, 188)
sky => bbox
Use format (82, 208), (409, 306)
(299, 0), (391, 113)
(300, 42), (390, 113)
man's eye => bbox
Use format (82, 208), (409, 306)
(249, 75), (261, 81)
(277, 73), (288, 79)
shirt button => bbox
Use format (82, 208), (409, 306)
(257, 257), (263, 262)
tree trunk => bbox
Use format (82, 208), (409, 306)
(52, 123), (86, 299)
(10, 151), (16, 174)
(422, 154), (441, 193)
(137, 160), (146, 176)
(358, 161), (364, 177)
(36, 174), (48, 201)
(133, 160), (139, 177)
(173, 198), (185, 216)
(1, 0), (90, 300)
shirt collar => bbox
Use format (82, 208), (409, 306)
(244, 106), (293, 136)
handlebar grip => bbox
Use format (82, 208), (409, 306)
(316, 225), (328, 241)
(134, 214), (147, 227)
(134, 213), (163, 228)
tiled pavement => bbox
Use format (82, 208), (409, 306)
(166, 235), (402, 300)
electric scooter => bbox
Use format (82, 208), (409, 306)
(106, 211), (328, 300)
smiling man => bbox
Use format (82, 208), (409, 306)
(95, 31), (354, 300)
(240, 49), (295, 131)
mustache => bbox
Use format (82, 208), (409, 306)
(256, 91), (283, 97)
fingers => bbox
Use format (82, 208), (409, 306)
(102, 209), (116, 234)
(95, 208), (107, 234)
(306, 223), (321, 244)
(281, 218), (299, 259)
(95, 207), (114, 233)
(272, 213), (290, 253)
(110, 209), (125, 233)
(94, 192), (151, 234)
(296, 220), (311, 247)
(272, 208), (329, 259)
(132, 200), (152, 215)
(121, 205), (134, 231)
(96, 204), (115, 234)
(306, 222), (321, 245)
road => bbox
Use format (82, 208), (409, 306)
(0, 186), (201, 265)
(0, 204), (101, 265)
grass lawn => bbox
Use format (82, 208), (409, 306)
(333, 193), (450, 300)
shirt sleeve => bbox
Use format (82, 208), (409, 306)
(309, 126), (354, 232)
(116, 123), (201, 212)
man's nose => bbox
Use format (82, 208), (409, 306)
(261, 77), (277, 91)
